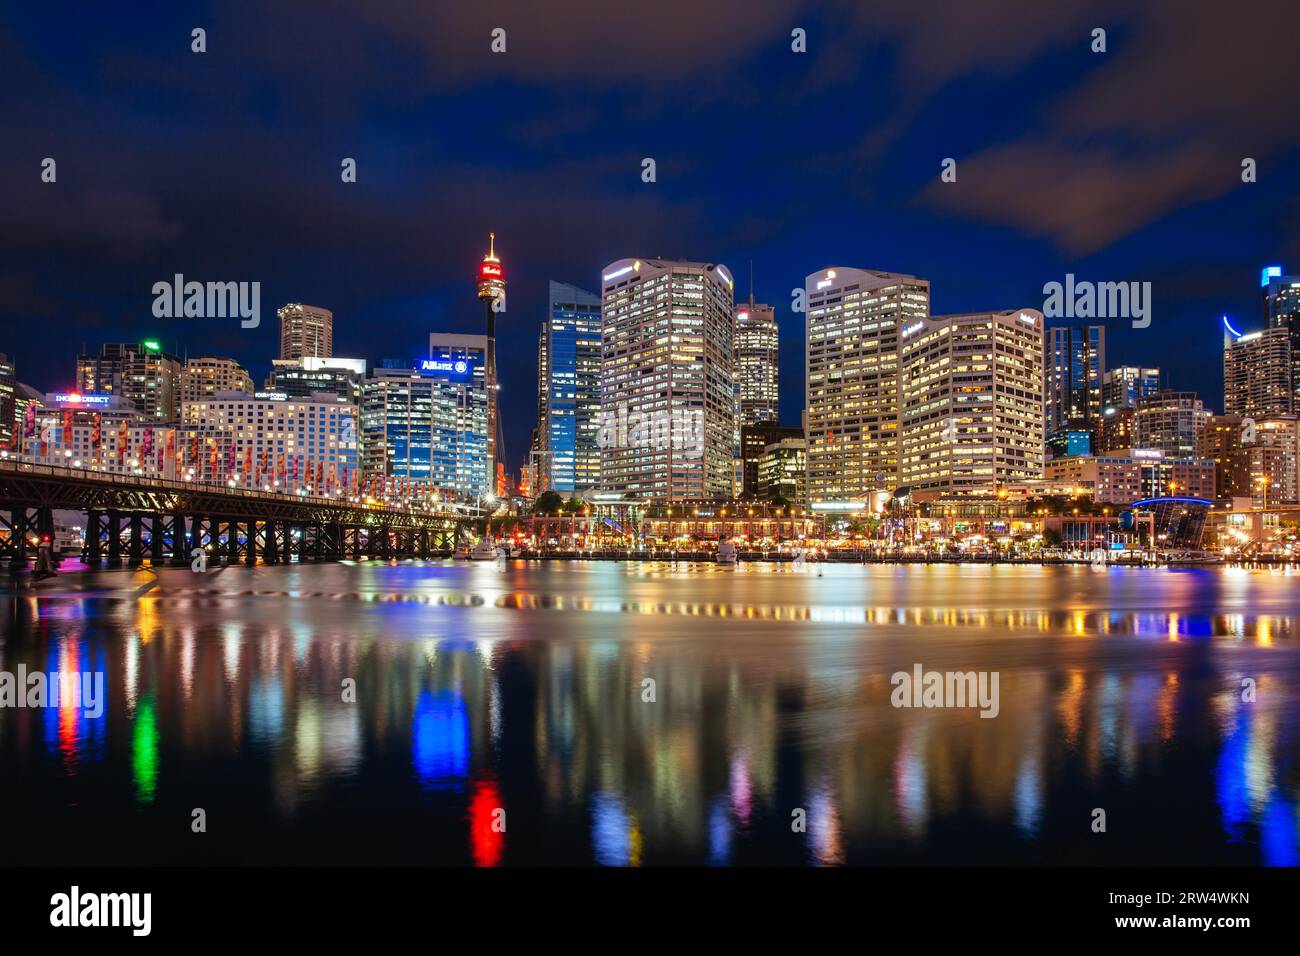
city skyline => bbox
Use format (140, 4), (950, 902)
(4, 4), (1300, 472)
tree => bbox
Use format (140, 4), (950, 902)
(563, 497), (587, 514)
(534, 490), (563, 516)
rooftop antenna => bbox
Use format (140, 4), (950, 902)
(748, 259), (754, 310)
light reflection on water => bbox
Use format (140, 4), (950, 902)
(0, 560), (1298, 866)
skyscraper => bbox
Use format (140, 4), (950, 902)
(804, 267), (930, 502)
(277, 303), (334, 360)
(1101, 365), (1160, 410)
(538, 281), (602, 493)
(599, 258), (736, 501)
(266, 356), (366, 405)
(361, 336), (489, 501)
(1263, 267), (1300, 411)
(0, 352), (15, 449)
(76, 341), (182, 422)
(180, 355), (254, 404)
(1134, 390), (1210, 460)
(1223, 325), (1292, 417)
(735, 297), (779, 426)
(1045, 325), (1105, 454)
(899, 309), (1045, 495)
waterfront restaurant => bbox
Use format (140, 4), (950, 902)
(525, 498), (820, 550)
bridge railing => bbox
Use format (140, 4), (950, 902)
(0, 455), (480, 521)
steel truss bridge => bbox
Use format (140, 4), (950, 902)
(0, 459), (474, 569)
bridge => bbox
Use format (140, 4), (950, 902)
(0, 457), (477, 569)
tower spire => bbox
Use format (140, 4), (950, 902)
(748, 259), (755, 309)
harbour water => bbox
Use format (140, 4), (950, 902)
(1, 559), (1297, 866)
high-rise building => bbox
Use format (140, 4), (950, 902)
(599, 258), (736, 502)
(899, 309), (1045, 496)
(740, 421), (801, 499)
(181, 390), (358, 489)
(180, 356), (254, 405)
(1101, 366), (1160, 410)
(1197, 414), (1251, 500)
(1223, 325), (1292, 417)
(76, 341), (182, 422)
(277, 303), (334, 360)
(1098, 405), (1138, 454)
(1263, 267), (1300, 411)
(756, 436), (807, 504)
(736, 297), (779, 427)
(361, 340), (490, 501)
(1244, 415), (1300, 507)
(537, 281), (602, 494)
(0, 352), (15, 449)
(266, 356), (366, 405)
(1045, 325), (1105, 454)
(1134, 390), (1210, 460)
(804, 267), (930, 503)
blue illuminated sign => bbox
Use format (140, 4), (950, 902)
(419, 358), (473, 378)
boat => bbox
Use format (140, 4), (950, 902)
(469, 539), (500, 561)
(716, 539), (737, 565)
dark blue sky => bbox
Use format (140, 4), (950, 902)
(2, 1), (1298, 470)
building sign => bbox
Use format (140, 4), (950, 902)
(254, 391), (288, 401)
(48, 392), (111, 406)
(419, 358), (474, 378)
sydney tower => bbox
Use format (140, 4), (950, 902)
(476, 232), (505, 495)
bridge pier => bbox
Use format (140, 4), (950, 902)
(150, 515), (164, 565)
(106, 510), (121, 566)
(263, 519), (278, 564)
(189, 513), (204, 562)
(127, 514), (143, 567)
(171, 513), (189, 566)
(86, 508), (102, 566)
(244, 520), (257, 567)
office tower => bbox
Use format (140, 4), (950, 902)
(180, 356), (254, 404)
(1134, 390), (1210, 460)
(0, 352), (15, 448)
(736, 295), (779, 427)
(599, 258), (736, 502)
(1223, 326), (1292, 417)
(537, 281), (602, 493)
(804, 267), (930, 503)
(1245, 416), (1300, 506)
(740, 421), (801, 499)
(361, 334), (491, 500)
(1098, 405), (1137, 453)
(1197, 414), (1251, 500)
(1263, 267), (1300, 411)
(76, 341), (182, 422)
(1045, 325), (1105, 454)
(756, 436), (807, 504)
(182, 390), (358, 489)
(899, 309), (1045, 495)
(476, 234), (506, 494)
(266, 356), (366, 405)
(1101, 366), (1160, 410)
(277, 303), (334, 360)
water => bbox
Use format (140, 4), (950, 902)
(1, 560), (1298, 866)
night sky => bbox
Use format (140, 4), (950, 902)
(2, 1), (1298, 472)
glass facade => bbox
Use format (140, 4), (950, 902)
(538, 281), (602, 493)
